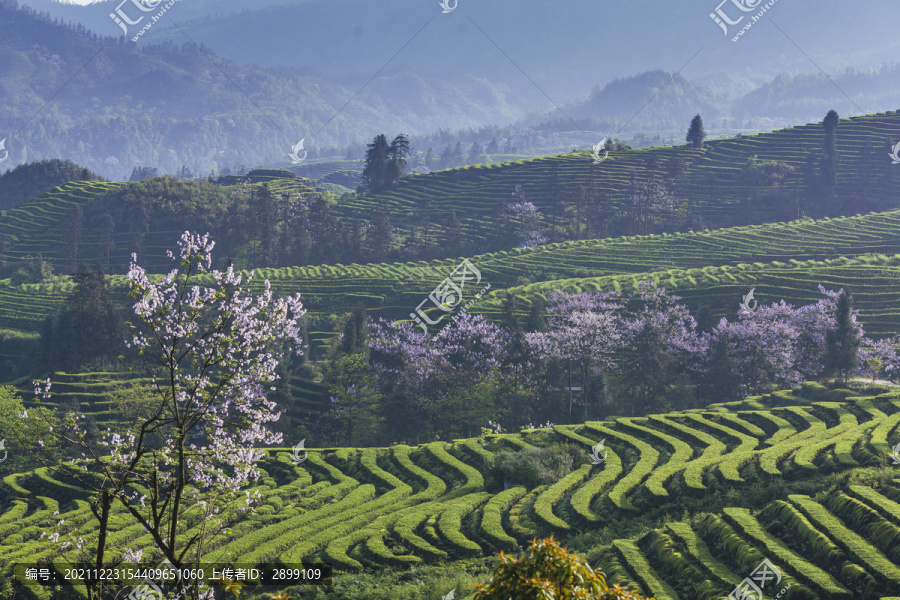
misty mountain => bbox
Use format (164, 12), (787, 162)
(19, 0), (900, 107)
(0, 0), (528, 179)
(6, 0), (900, 180)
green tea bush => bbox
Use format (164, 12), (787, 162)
(488, 444), (580, 490)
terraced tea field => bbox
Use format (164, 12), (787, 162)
(3, 382), (900, 599)
(479, 253), (900, 337)
(6, 208), (900, 345)
(4, 370), (328, 437)
(3, 110), (900, 280)
(339, 110), (900, 240)
(0, 176), (326, 273)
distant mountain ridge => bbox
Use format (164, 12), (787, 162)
(0, 0), (527, 179)
(5, 0), (900, 179)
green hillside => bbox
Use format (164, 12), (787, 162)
(478, 254), (900, 337)
(1, 370), (327, 440)
(0, 160), (103, 212)
(3, 382), (900, 599)
(3, 110), (900, 283)
(351, 109), (900, 242)
(6, 207), (900, 346)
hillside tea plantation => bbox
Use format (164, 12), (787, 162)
(3, 382), (900, 599)
(7, 206), (900, 346)
(9, 2), (900, 599)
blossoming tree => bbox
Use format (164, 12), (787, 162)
(18, 232), (305, 600)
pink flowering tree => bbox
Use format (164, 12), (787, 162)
(17, 232), (305, 600)
(368, 312), (506, 441)
(508, 184), (548, 248)
(620, 283), (703, 414)
(526, 290), (624, 421)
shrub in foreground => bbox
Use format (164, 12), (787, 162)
(473, 537), (652, 600)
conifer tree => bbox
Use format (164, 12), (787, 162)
(822, 109), (839, 193)
(341, 303), (368, 355)
(362, 134), (390, 192)
(469, 141), (482, 162)
(825, 289), (860, 383)
(686, 114), (706, 148)
(385, 134), (410, 185)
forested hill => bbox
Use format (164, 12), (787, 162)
(0, 160), (102, 211)
(3, 109), (899, 279)
(357, 110), (900, 254)
(0, 0), (522, 180)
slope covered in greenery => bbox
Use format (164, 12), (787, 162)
(3, 110), (900, 278)
(0, 160), (102, 212)
(354, 109), (900, 245)
(6, 207), (900, 355)
(0, 0), (530, 180)
(2, 382), (899, 599)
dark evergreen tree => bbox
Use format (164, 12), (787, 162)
(362, 134), (390, 192)
(414, 199), (433, 256)
(340, 303), (368, 355)
(65, 205), (83, 270)
(385, 134), (411, 185)
(0, 228), (9, 273)
(129, 166), (159, 181)
(491, 194), (511, 250)
(100, 213), (115, 272)
(443, 210), (464, 254)
(825, 290), (860, 383)
(39, 263), (120, 372)
(254, 184), (277, 265)
(686, 114), (706, 149)
(309, 195), (337, 263)
(453, 141), (464, 163)
(347, 221), (364, 264)
(524, 296), (547, 332)
(487, 137), (499, 154)
(822, 109), (839, 194)
(293, 202), (312, 266)
(278, 193), (294, 266)
(701, 335), (743, 404)
(469, 141), (482, 162)
(695, 304), (714, 333)
(438, 145), (453, 169)
(622, 324), (675, 415)
(129, 196), (151, 258)
(367, 199), (394, 262)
